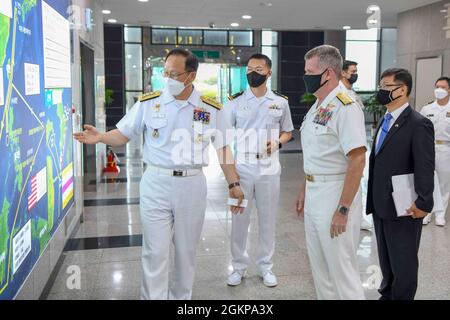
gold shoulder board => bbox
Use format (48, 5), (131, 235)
(336, 92), (354, 106)
(228, 91), (244, 101)
(273, 90), (289, 100)
(201, 96), (223, 110)
(139, 91), (162, 102)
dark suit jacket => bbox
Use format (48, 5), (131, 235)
(366, 106), (435, 219)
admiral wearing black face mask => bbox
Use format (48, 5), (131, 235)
(296, 45), (368, 300)
(366, 68), (435, 300)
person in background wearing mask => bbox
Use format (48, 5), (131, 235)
(224, 53), (294, 287)
(366, 68), (434, 300)
(341, 60), (372, 232)
(74, 48), (245, 300)
(341, 60), (365, 110)
(421, 76), (450, 226)
(295, 45), (367, 299)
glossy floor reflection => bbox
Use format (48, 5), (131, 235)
(44, 134), (450, 300)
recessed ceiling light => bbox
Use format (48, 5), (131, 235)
(138, 0), (149, 2)
(368, 5), (380, 11)
(102, 10), (111, 14)
(230, 22), (239, 27)
(368, 19), (378, 24)
(242, 15), (252, 19)
(440, 9), (447, 13)
(343, 26), (351, 30)
(108, 18), (117, 23)
(260, 2), (273, 7)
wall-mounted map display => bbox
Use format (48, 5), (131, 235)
(0, 0), (73, 299)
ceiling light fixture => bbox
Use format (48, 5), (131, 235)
(107, 18), (117, 23)
(102, 9), (111, 14)
(343, 25), (351, 30)
(230, 22), (239, 27)
(242, 15), (252, 19)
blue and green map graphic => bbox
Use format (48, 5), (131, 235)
(0, 0), (73, 299)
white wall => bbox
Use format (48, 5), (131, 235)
(397, 0), (450, 108)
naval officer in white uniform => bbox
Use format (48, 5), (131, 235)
(295, 45), (367, 300)
(224, 53), (294, 287)
(340, 60), (373, 232)
(421, 76), (450, 226)
(73, 48), (244, 300)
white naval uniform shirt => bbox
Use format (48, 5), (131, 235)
(116, 89), (231, 169)
(339, 81), (365, 110)
(420, 99), (450, 142)
(224, 89), (294, 156)
(300, 82), (367, 175)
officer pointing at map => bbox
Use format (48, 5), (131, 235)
(74, 48), (244, 300)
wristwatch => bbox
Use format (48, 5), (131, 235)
(337, 205), (349, 216)
(228, 182), (240, 190)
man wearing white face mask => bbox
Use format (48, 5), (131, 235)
(74, 48), (245, 300)
(421, 76), (450, 226)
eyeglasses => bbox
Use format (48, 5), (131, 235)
(377, 83), (403, 90)
(161, 70), (189, 80)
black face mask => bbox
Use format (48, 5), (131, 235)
(349, 73), (358, 85)
(303, 69), (328, 94)
(376, 86), (402, 106)
(247, 71), (268, 88)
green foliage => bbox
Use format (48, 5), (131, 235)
(363, 92), (386, 124)
(105, 89), (114, 106)
(300, 92), (317, 105)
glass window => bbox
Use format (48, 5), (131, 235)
(178, 29), (203, 45)
(125, 43), (143, 91)
(152, 28), (177, 44)
(262, 46), (278, 90)
(262, 31), (278, 46)
(124, 27), (142, 43)
(203, 30), (227, 45)
(229, 31), (253, 46)
(380, 28), (397, 72)
(345, 41), (379, 91)
(346, 29), (380, 41)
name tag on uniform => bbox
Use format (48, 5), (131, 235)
(193, 108), (210, 124)
(446, 112), (450, 118)
(152, 113), (166, 119)
(313, 107), (333, 126)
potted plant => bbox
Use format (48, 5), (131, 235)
(363, 92), (386, 138)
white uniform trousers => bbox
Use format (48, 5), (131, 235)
(139, 169), (207, 300)
(434, 144), (450, 219)
(231, 162), (280, 274)
(304, 178), (365, 300)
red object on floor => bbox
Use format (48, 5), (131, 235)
(103, 149), (120, 174)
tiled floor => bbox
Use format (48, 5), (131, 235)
(44, 133), (450, 300)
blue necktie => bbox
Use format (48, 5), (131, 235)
(375, 113), (393, 154)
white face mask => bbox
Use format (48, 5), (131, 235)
(165, 77), (187, 97)
(434, 87), (449, 100)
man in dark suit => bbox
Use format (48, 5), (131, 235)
(366, 68), (435, 300)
